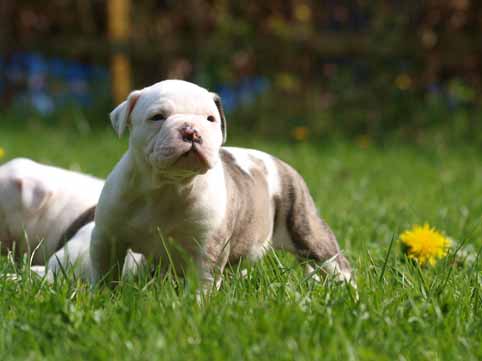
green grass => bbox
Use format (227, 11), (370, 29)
(0, 124), (481, 361)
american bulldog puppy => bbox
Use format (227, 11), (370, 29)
(0, 158), (103, 264)
(0, 158), (143, 281)
(90, 79), (353, 289)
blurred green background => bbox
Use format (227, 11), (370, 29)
(1, 0), (481, 145)
(1, 4), (481, 360)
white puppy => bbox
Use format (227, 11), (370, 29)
(0, 158), (103, 264)
(90, 80), (353, 289)
(0, 158), (143, 281)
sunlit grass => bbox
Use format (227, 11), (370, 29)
(0, 123), (481, 361)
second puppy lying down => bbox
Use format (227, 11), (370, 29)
(0, 158), (102, 264)
(0, 158), (143, 281)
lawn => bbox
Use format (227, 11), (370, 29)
(0, 123), (481, 361)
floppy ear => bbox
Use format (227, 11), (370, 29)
(110, 90), (142, 137)
(14, 177), (53, 214)
(211, 92), (227, 144)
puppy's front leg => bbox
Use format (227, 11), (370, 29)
(90, 226), (128, 286)
(196, 237), (230, 296)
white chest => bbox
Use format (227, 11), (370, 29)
(116, 179), (227, 259)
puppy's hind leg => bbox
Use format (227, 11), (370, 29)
(271, 164), (354, 286)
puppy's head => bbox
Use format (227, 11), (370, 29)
(110, 80), (227, 177)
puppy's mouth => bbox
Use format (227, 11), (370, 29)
(167, 142), (212, 173)
(148, 138), (216, 177)
(180, 143), (210, 168)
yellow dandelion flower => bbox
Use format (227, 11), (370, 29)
(295, 4), (312, 23)
(276, 73), (301, 92)
(0, 147), (5, 159)
(395, 74), (413, 91)
(400, 224), (451, 266)
(292, 126), (309, 142)
(355, 135), (371, 149)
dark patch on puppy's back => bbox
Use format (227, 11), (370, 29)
(56, 206), (96, 251)
(220, 149), (273, 262)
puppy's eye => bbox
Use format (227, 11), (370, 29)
(150, 113), (167, 122)
(207, 115), (216, 122)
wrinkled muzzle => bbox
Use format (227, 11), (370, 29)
(146, 116), (222, 176)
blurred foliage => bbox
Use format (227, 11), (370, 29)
(1, 0), (481, 143)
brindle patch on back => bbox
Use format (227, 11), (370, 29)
(219, 149), (273, 262)
(55, 206), (96, 252)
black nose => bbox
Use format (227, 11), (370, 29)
(179, 125), (202, 144)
